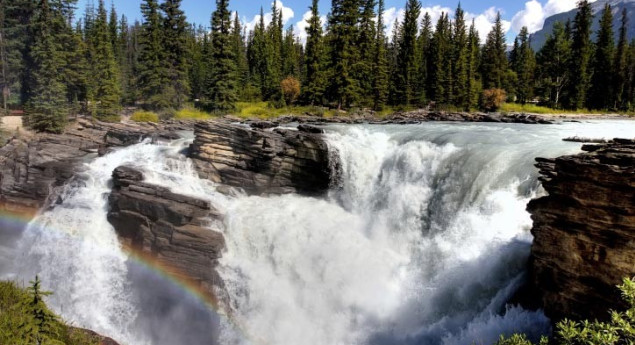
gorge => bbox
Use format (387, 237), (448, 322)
(0, 118), (634, 345)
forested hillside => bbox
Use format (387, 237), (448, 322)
(0, 0), (634, 133)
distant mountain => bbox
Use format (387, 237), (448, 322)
(530, 0), (635, 51)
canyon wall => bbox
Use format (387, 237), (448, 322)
(528, 139), (635, 321)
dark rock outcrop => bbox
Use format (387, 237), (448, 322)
(528, 139), (635, 321)
(188, 121), (336, 195)
(0, 119), (181, 213)
(107, 166), (225, 304)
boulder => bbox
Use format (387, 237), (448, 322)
(107, 166), (226, 305)
(527, 139), (635, 321)
(188, 121), (337, 195)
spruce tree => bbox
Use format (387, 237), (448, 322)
(481, 12), (507, 90)
(231, 13), (249, 97)
(372, 0), (389, 110)
(429, 13), (450, 103)
(416, 12), (432, 104)
(281, 26), (300, 78)
(304, 0), (325, 105)
(613, 9), (629, 110)
(109, 2), (119, 59)
(452, 4), (468, 108)
(16, 276), (61, 344)
(262, 1), (283, 102)
(536, 21), (571, 109)
(568, 0), (593, 110)
(248, 8), (267, 98)
(513, 27), (535, 104)
(25, 0), (67, 133)
(89, 0), (121, 120)
(204, 0), (237, 112)
(587, 4), (614, 110)
(393, 0), (420, 106)
(138, 0), (165, 109)
(355, 0), (376, 106)
(161, 0), (190, 108)
(465, 19), (481, 110)
(327, 0), (361, 108)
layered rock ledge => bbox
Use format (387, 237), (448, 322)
(107, 166), (225, 304)
(0, 118), (185, 213)
(189, 121), (336, 195)
(528, 139), (635, 321)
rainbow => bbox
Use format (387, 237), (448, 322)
(0, 207), (262, 345)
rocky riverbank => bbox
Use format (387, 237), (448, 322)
(0, 118), (188, 213)
(528, 139), (635, 321)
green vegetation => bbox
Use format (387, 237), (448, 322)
(0, 277), (100, 345)
(495, 277), (635, 345)
(130, 110), (159, 122)
(1, 0), (635, 132)
(174, 107), (213, 120)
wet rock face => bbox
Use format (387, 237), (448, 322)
(528, 139), (635, 321)
(188, 121), (336, 196)
(107, 166), (225, 302)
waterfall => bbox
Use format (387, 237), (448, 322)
(3, 121), (634, 345)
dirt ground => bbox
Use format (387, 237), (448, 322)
(0, 116), (24, 133)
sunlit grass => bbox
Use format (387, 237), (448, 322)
(500, 103), (634, 116)
(234, 102), (337, 119)
(175, 107), (213, 120)
(130, 111), (159, 123)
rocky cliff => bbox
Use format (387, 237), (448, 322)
(528, 139), (635, 321)
(107, 166), (225, 305)
(189, 121), (336, 195)
(0, 119), (184, 213)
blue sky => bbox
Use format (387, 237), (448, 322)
(75, 0), (585, 42)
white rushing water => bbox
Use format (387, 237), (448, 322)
(3, 120), (635, 345)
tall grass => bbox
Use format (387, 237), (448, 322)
(175, 107), (213, 120)
(130, 110), (159, 123)
(500, 103), (633, 115)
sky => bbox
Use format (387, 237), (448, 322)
(75, 0), (589, 42)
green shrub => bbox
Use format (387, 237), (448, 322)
(495, 277), (635, 345)
(130, 111), (159, 123)
(174, 107), (212, 120)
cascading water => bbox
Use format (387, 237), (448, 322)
(2, 120), (634, 345)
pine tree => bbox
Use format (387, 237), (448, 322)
(513, 27), (535, 104)
(327, 0), (361, 108)
(89, 0), (121, 120)
(481, 12), (507, 90)
(109, 2), (119, 59)
(465, 19), (481, 110)
(568, 0), (593, 110)
(16, 276), (61, 344)
(355, 0), (376, 106)
(161, 0), (190, 108)
(61, 21), (89, 112)
(452, 4), (469, 108)
(248, 8), (267, 98)
(416, 12), (432, 104)
(138, 0), (165, 109)
(231, 13), (249, 97)
(372, 0), (388, 110)
(613, 8), (628, 110)
(429, 13), (450, 103)
(281, 26), (300, 78)
(3, 0), (37, 107)
(304, 0), (325, 105)
(204, 0), (237, 112)
(25, 0), (67, 133)
(393, 0), (420, 106)
(587, 4), (614, 110)
(536, 21), (570, 109)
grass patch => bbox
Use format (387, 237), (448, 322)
(130, 110), (159, 123)
(175, 107), (213, 120)
(500, 103), (634, 116)
(234, 102), (338, 119)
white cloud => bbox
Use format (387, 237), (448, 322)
(511, 0), (598, 34)
(242, 1), (295, 34)
(466, 7), (511, 42)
